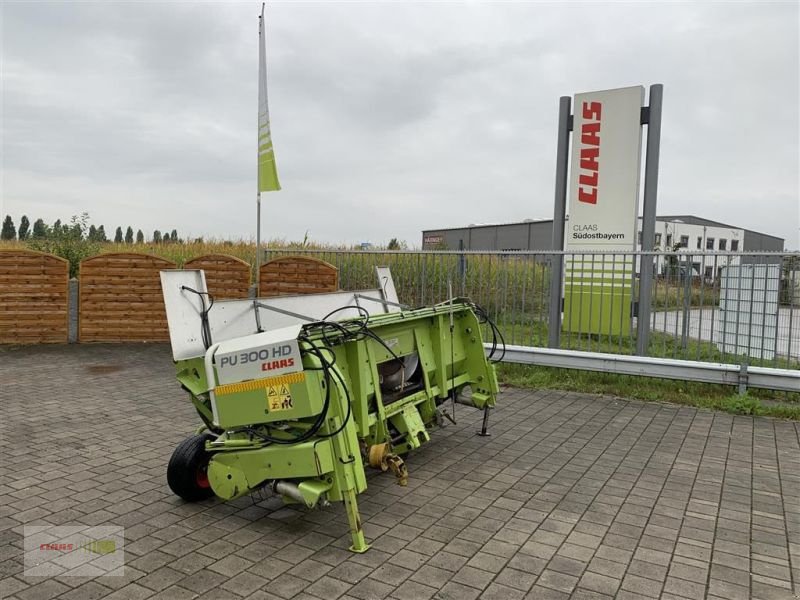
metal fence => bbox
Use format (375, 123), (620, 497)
(264, 249), (800, 370)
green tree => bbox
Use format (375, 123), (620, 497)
(53, 219), (62, 233)
(32, 219), (47, 239)
(88, 224), (98, 241)
(69, 220), (83, 239)
(18, 216), (30, 240)
(136, 229), (144, 243)
(1, 215), (16, 240)
(26, 213), (97, 278)
(114, 227), (123, 243)
(125, 226), (134, 244)
(96, 225), (107, 242)
(153, 230), (162, 243)
(387, 238), (407, 250)
(170, 229), (178, 243)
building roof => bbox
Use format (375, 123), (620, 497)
(654, 215), (784, 242)
(424, 215), (784, 242)
(423, 218), (553, 233)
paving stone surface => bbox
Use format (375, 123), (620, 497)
(2, 343), (799, 599)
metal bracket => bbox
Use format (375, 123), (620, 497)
(253, 301), (317, 322)
(353, 294), (410, 310)
(253, 299), (264, 332)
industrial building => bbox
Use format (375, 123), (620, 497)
(422, 215), (784, 253)
(422, 215), (784, 280)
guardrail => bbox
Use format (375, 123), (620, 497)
(493, 344), (800, 394)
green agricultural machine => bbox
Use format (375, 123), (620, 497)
(160, 268), (500, 552)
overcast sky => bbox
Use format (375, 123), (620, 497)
(1, 1), (798, 249)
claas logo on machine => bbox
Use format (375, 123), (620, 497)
(267, 384), (293, 411)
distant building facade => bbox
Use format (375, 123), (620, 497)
(422, 215), (785, 278)
(422, 219), (556, 252)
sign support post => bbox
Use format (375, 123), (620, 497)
(635, 84), (663, 355)
(548, 96), (572, 349)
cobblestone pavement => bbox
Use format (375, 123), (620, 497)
(2, 344), (799, 600)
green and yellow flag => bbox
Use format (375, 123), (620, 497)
(258, 3), (280, 192)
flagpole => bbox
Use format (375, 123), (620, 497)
(256, 1), (279, 294)
(256, 191), (261, 294)
(255, 7), (264, 296)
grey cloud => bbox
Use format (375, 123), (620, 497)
(1, 1), (797, 249)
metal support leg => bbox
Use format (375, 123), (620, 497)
(477, 406), (491, 437)
(343, 487), (370, 553)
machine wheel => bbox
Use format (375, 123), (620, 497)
(167, 433), (215, 502)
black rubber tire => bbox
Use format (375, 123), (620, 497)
(167, 433), (215, 502)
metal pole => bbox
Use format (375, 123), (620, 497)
(255, 192), (261, 294)
(477, 406), (491, 437)
(458, 239), (466, 296)
(255, 9), (263, 298)
(681, 254), (690, 351)
(548, 96), (572, 348)
(635, 83), (663, 355)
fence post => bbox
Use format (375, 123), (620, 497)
(738, 360), (748, 395)
(548, 96), (572, 348)
(636, 84), (664, 356)
(68, 278), (79, 343)
(681, 254), (691, 350)
(458, 239), (466, 296)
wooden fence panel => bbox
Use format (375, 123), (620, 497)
(259, 256), (338, 297)
(79, 253), (176, 342)
(184, 254), (251, 300)
(0, 250), (69, 344)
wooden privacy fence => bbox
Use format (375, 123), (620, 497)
(259, 255), (338, 297)
(0, 251), (344, 344)
(79, 253), (176, 342)
(0, 250), (69, 343)
(184, 254), (251, 299)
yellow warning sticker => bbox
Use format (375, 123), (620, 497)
(214, 371), (305, 397)
(267, 384), (294, 411)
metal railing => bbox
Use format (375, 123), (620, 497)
(264, 249), (800, 374)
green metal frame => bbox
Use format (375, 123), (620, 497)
(172, 300), (499, 552)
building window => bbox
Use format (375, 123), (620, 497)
(666, 234), (672, 248)
(706, 237), (715, 250)
(697, 236), (702, 249)
(731, 239), (739, 251)
(718, 239), (727, 251)
(655, 233), (662, 246)
(638, 231), (642, 245)
(679, 235), (689, 248)
(705, 266), (714, 279)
